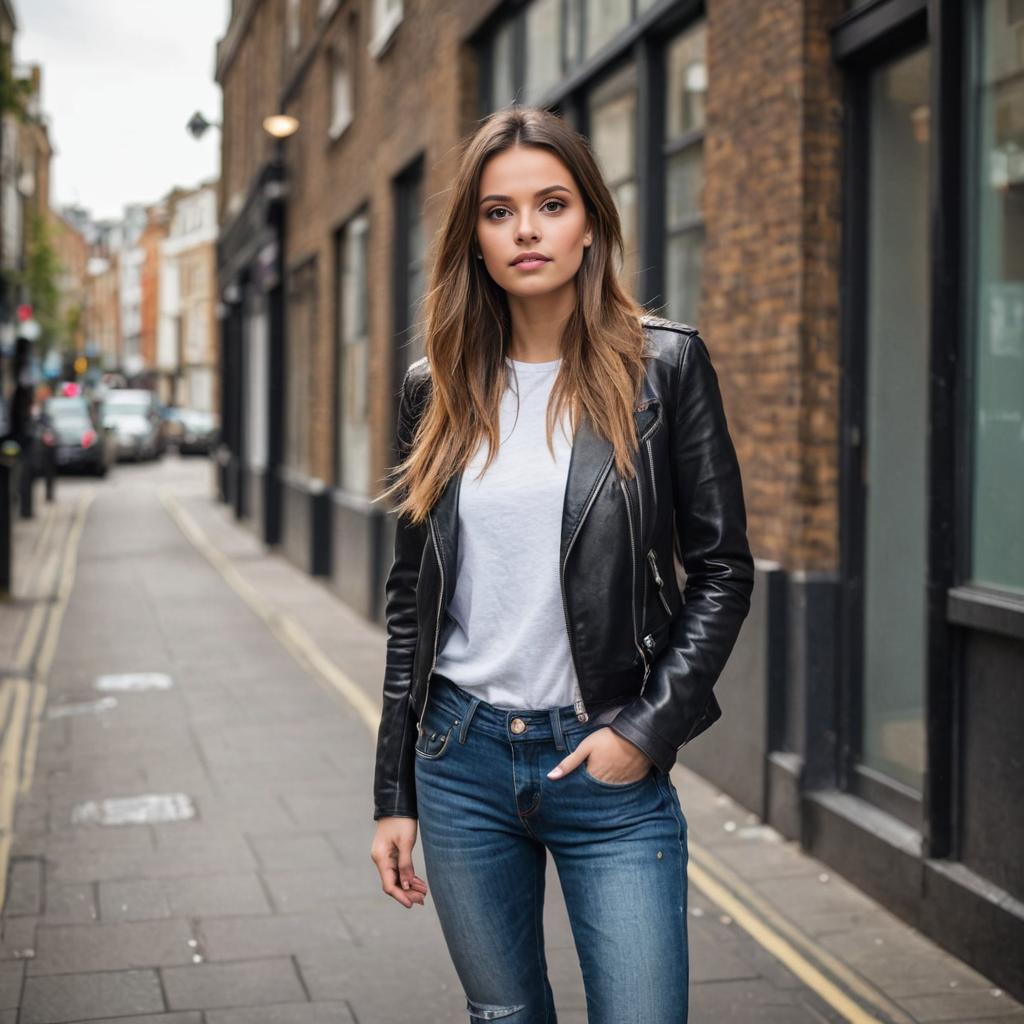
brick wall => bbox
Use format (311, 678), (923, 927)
(703, 0), (844, 570)
(282, 0), (484, 489)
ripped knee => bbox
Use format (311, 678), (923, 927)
(466, 997), (528, 1020)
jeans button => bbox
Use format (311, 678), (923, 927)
(510, 717), (527, 734)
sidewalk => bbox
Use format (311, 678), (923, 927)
(0, 457), (1020, 1023)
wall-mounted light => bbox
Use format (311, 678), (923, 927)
(262, 114), (300, 139)
(262, 114), (299, 140)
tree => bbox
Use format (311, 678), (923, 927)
(21, 211), (62, 353)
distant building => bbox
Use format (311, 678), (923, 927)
(50, 210), (90, 353)
(159, 180), (218, 412)
(118, 203), (146, 379)
(85, 221), (123, 374)
(139, 199), (170, 387)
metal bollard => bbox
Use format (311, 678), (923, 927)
(18, 435), (35, 519)
(44, 439), (56, 502)
(0, 439), (21, 595)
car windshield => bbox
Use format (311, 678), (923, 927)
(182, 411), (215, 429)
(106, 404), (151, 419)
(47, 399), (92, 426)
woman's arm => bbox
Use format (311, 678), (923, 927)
(609, 331), (755, 774)
(372, 365), (430, 821)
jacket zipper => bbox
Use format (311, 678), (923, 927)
(418, 511), (446, 729)
(635, 437), (647, 641)
(560, 453), (616, 722)
(619, 478), (653, 692)
(647, 548), (673, 617)
(635, 406), (662, 692)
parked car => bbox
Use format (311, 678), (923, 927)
(40, 395), (116, 477)
(177, 408), (219, 455)
(102, 389), (163, 462)
(160, 405), (185, 449)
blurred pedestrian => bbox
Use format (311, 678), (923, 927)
(370, 105), (753, 1024)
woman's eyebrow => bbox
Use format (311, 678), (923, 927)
(478, 184), (573, 206)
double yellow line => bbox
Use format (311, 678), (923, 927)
(161, 488), (913, 1024)
(0, 490), (96, 910)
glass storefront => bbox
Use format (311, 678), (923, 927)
(337, 211), (371, 496)
(860, 44), (932, 794)
(969, 0), (1024, 595)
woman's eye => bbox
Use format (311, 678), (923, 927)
(486, 200), (566, 220)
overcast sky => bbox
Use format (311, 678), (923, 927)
(16, 0), (229, 221)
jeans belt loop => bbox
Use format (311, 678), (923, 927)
(459, 698), (481, 744)
(549, 707), (566, 751)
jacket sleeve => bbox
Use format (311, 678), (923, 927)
(609, 331), (755, 774)
(372, 366), (430, 821)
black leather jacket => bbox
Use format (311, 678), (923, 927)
(373, 317), (754, 821)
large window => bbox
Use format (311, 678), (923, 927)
(588, 62), (638, 290)
(336, 210), (371, 495)
(969, 0), (1024, 595)
(860, 45), (932, 796)
(285, 258), (317, 476)
(329, 40), (353, 140)
(245, 292), (268, 472)
(394, 163), (427, 371)
(663, 23), (707, 323)
(287, 0), (301, 52)
(488, 0), (665, 108)
(479, 3), (708, 314)
(524, 0), (562, 105)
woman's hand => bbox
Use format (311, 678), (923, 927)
(546, 727), (654, 785)
(370, 817), (429, 908)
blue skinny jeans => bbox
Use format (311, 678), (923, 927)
(413, 672), (690, 1023)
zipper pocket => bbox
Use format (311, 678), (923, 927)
(646, 548), (673, 618)
(619, 479), (650, 677)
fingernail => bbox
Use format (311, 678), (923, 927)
(402, 881), (410, 890)
(547, 767), (563, 778)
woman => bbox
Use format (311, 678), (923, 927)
(369, 105), (754, 1024)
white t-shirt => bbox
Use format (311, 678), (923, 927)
(432, 354), (581, 709)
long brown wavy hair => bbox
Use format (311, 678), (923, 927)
(377, 105), (651, 525)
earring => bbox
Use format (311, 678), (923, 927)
(476, 253), (483, 259)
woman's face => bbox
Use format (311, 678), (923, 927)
(475, 144), (593, 299)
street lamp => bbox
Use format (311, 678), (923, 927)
(186, 110), (221, 140)
(262, 114), (300, 139)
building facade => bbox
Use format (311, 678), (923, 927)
(139, 200), (170, 387)
(215, 0), (1024, 997)
(159, 181), (219, 413)
(85, 221), (123, 374)
(50, 210), (90, 354)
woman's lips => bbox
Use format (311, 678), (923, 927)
(511, 258), (550, 271)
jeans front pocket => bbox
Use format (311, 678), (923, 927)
(414, 705), (460, 761)
(564, 726), (655, 791)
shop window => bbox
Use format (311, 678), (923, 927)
(588, 62), (638, 289)
(663, 22), (707, 323)
(285, 257), (317, 476)
(968, 0), (1024, 595)
(336, 211), (371, 495)
(329, 45), (353, 139)
(525, 0), (562, 104)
